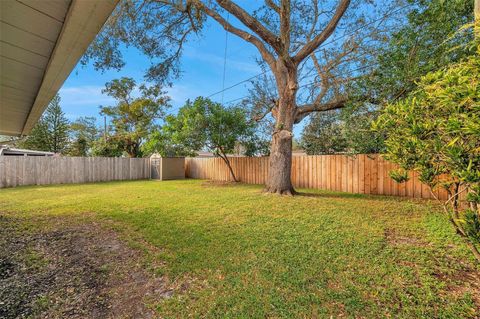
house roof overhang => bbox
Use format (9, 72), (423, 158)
(0, 0), (118, 136)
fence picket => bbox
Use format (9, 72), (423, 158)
(0, 157), (150, 188)
(184, 154), (449, 200)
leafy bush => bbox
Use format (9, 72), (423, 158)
(374, 37), (480, 261)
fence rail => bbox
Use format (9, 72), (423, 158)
(0, 156), (150, 188)
(186, 155), (452, 200)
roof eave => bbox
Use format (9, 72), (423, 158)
(20, 0), (119, 136)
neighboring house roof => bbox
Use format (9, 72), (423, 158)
(196, 151), (216, 158)
(0, 146), (54, 156)
(0, 0), (119, 136)
(150, 153), (185, 159)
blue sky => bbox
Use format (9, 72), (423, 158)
(59, 18), (310, 136)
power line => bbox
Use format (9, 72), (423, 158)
(223, 62), (380, 105)
(205, 3), (413, 100)
(221, 13), (230, 104)
(207, 71), (267, 99)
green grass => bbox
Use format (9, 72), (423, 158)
(1, 180), (479, 318)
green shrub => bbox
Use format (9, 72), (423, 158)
(374, 33), (480, 260)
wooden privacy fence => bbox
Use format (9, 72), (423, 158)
(0, 156), (150, 188)
(186, 155), (451, 200)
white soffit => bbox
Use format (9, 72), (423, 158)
(0, 0), (118, 136)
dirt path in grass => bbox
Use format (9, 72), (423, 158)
(0, 215), (169, 319)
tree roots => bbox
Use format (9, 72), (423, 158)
(263, 186), (297, 196)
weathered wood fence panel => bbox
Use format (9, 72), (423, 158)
(0, 157), (150, 188)
(185, 155), (454, 200)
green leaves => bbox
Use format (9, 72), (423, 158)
(300, 111), (348, 155)
(144, 97), (268, 158)
(99, 77), (170, 157)
(376, 46), (480, 187)
(68, 117), (99, 156)
(463, 210), (480, 244)
(375, 38), (480, 256)
(389, 169), (410, 184)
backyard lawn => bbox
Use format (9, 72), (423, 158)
(1, 180), (479, 318)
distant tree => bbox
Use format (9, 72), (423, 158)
(374, 38), (480, 261)
(300, 106), (385, 155)
(146, 97), (263, 181)
(340, 105), (385, 154)
(18, 95), (70, 153)
(142, 130), (191, 158)
(300, 111), (347, 155)
(68, 117), (99, 156)
(100, 77), (170, 157)
(17, 120), (49, 151)
(91, 138), (125, 157)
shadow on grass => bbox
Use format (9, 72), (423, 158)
(295, 191), (368, 199)
(294, 190), (430, 204)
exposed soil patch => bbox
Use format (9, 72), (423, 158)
(0, 215), (169, 319)
(384, 227), (480, 310)
(433, 264), (480, 308)
(384, 228), (429, 247)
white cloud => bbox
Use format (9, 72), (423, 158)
(59, 85), (115, 106)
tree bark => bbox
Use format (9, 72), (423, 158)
(264, 64), (297, 195)
(218, 151), (238, 182)
(265, 127), (295, 195)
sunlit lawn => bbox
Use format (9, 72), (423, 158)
(1, 179), (478, 318)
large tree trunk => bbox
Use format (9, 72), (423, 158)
(264, 127), (295, 195)
(264, 66), (297, 195)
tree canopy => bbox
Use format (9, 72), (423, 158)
(144, 97), (267, 181)
(68, 117), (99, 156)
(300, 111), (347, 155)
(300, 105), (385, 155)
(365, 0), (474, 103)
(99, 77), (170, 157)
(299, 0), (474, 156)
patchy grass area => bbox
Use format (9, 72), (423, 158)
(0, 216), (167, 318)
(1, 180), (479, 318)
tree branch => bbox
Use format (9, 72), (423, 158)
(191, 0), (277, 69)
(293, 0), (351, 63)
(215, 0), (281, 52)
(252, 98), (277, 122)
(279, 0), (291, 55)
(265, 0), (280, 13)
(294, 98), (347, 123)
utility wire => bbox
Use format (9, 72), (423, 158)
(222, 61), (380, 105)
(207, 72), (268, 99)
(221, 13), (230, 104)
